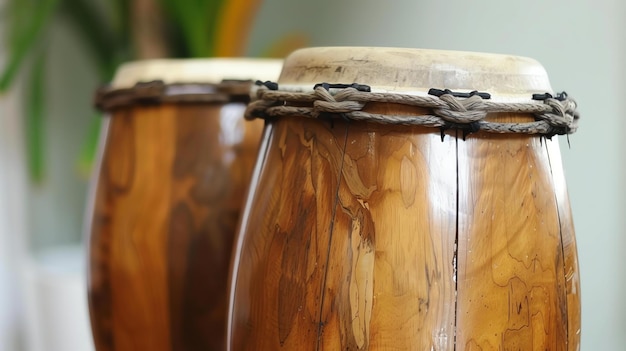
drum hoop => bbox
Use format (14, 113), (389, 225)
(245, 82), (579, 138)
(94, 80), (254, 112)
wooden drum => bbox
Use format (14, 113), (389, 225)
(228, 48), (581, 350)
(87, 58), (282, 351)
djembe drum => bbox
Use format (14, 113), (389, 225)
(228, 47), (580, 350)
(87, 58), (282, 351)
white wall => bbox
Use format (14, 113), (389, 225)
(249, 1), (626, 349)
(22, 17), (98, 351)
(1, 4), (98, 350)
(0, 0), (29, 348)
(28, 19), (98, 250)
(0, 83), (27, 351)
(1, 1), (97, 250)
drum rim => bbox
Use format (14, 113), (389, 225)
(94, 58), (283, 111)
(111, 58), (283, 89)
(277, 46), (553, 98)
(94, 80), (255, 112)
(247, 46), (578, 137)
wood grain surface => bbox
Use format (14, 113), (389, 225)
(88, 103), (263, 351)
(546, 138), (581, 351)
(455, 114), (570, 350)
(228, 111), (580, 351)
(227, 47), (580, 350)
(229, 104), (458, 350)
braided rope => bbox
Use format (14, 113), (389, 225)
(245, 85), (580, 136)
(95, 80), (254, 111)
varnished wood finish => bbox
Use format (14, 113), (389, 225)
(228, 47), (580, 350)
(546, 139), (581, 350)
(455, 117), (568, 350)
(230, 108), (457, 350)
(88, 103), (263, 351)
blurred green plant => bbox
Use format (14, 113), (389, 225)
(0, 0), (265, 183)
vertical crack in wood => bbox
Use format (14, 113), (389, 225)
(315, 123), (350, 350)
(453, 129), (459, 351)
(543, 138), (570, 349)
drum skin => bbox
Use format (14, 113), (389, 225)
(227, 47), (580, 351)
(88, 102), (263, 351)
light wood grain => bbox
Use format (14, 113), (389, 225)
(230, 104), (458, 350)
(545, 139), (581, 350)
(317, 104), (457, 350)
(228, 47), (580, 351)
(455, 115), (568, 350)
(229, 117), (344, 351)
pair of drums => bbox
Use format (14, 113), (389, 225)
(87, 48), (581, 351)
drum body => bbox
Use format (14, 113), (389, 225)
(87, 59), (282, 351)
(228, 48), (580, 350)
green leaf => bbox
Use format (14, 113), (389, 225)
(157, 0), (225, 57)
(76, 114), (102, 179)
(202, 0), (224, 57)
(0, 0), (59, 91)
(110, 0), (131, 42)
(60, 0), (122, 79)
(26, 52), (46, 183)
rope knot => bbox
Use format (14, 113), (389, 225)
(311, 86), (365, 117)
(245, 86), (283, 120)
(433, 94), (488, 124)
(537, 97), (577, 131)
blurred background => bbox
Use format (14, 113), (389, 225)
(0, 0), (623, 350)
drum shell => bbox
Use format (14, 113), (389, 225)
(228, 101), (580, 350)
(88, 102), (264, 351)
